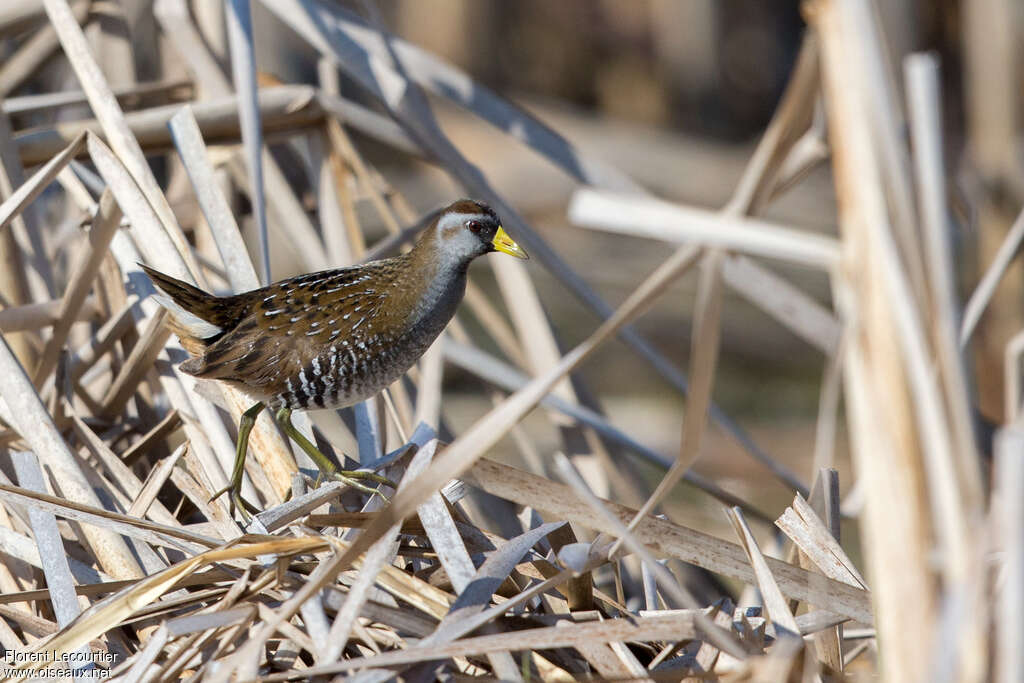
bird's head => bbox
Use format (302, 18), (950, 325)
(429, 199), (528, 265)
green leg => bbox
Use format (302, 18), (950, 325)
(210, 401), (265, 522)
(274, 406), (394, 498)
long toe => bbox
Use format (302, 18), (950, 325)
(237, 493), (262, 520)
(211, 483), (258, 523)
(331, 471), (392, 501)
(336, 469), (396, 488)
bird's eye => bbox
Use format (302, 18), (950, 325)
(466, 220), (482, 234)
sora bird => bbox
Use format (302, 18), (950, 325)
(141, 199), (527, 519)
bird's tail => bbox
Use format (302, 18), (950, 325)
(139, 264), (230, 358)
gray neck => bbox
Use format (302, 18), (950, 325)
(407, 259), (469, 343)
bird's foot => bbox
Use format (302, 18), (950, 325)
(210, 484), (261, 524)
(322, 468), (395, 502)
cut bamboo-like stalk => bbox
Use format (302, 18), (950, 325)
(995, 426), (1024, 683)
(810, 1), (940, 680)
(904, 51), (984, 525)
(15, 86), (328, 167)
(0, 298), (99, 333)
(2, 79), (192, 116)
(569, 189), (840, 270)
(225, 0), (270, 285)
(11, 452), (86, 634)
(727, 506), (801, 638)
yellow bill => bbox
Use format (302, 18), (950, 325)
(491, 226), (529, 259)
